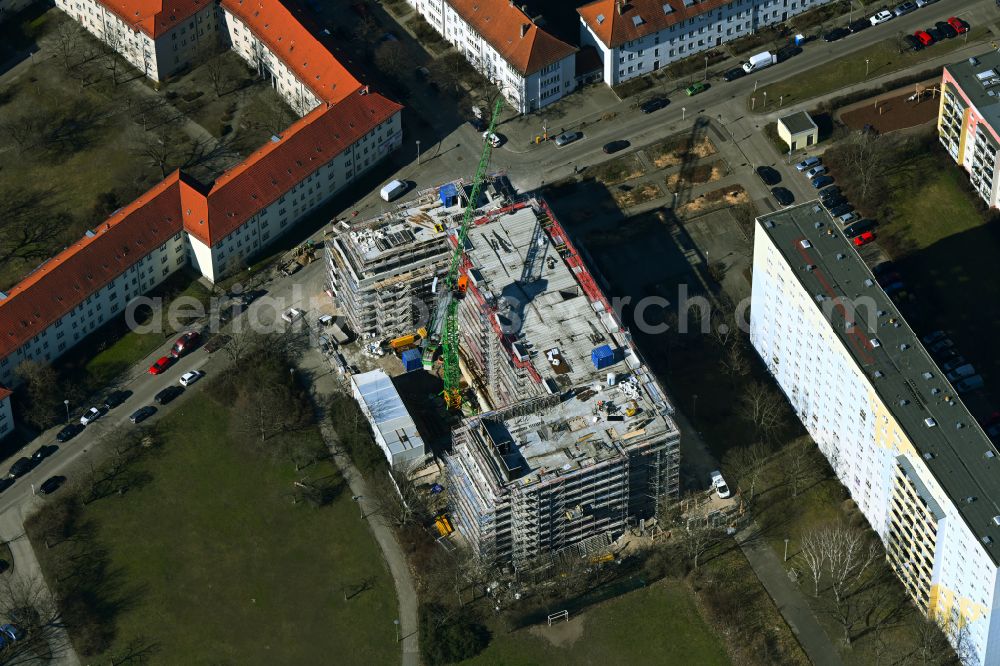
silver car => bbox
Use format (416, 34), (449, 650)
(795, 156), (821, 171)
(554, 131), (582, 147)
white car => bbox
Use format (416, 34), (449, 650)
(795, 156), (821, 172)
(80, 407), (102, 426)
(482, 131), (502, 148)
(179, 370), (204, 387)
(281, 308), (304, 323)
(869, 10), (893, 26)
(710, 470), (731, 499)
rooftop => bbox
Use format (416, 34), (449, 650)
(99, 0), (210, 37)
(462, 202), (677, 489)
(448, 0), (577, 76)
(945, 51), (1000, 142)
(758, 202), (1000, 566)
(352, 369), (426, 461)
(220, 0), (361, 104)
(578, 0), (730, 50)
(778, 111), (818, 136)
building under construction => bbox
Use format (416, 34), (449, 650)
(447, 200), (681, 567)
(325, 177), (511, 340)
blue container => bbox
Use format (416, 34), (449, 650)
(439, 183), (459, 207)
(591, 345), (614, 370)
(402, 348), (423, 372)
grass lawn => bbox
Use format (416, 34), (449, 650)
(750, 26), (992, 111)
(465, 580), (730, 666)
(37, 396), (398, 664)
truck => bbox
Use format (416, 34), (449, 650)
(742, 51), (777, 73)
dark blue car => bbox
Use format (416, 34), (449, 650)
(812, 175), (834, 189)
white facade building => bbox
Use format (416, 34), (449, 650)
(407, 0), (577, 113)
(578, 0), (830, 86)
(751, 204), (1000, 665)
(350, 370), (426, 470)
(0, 389), (13, 440)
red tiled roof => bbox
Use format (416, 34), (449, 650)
(220, 0), (362, 104)
(185, 89), (402, 246)
(0, 174), (187, 359)
(98, 0), (211, 38)
(0, 387), (11, 402)
(448, 0), (577, 76)
(578, 0), (729, 49)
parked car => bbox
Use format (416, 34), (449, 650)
(55, 423), (84, 443)
(756, 165), (781, 185)
(795, 156), (821, 171)
(723, 67), (746, 81)
(554, 131), (582, 147)
(893, 2), (917, 17)
(956, 375), (985, 394)
(914, 30), (934, 46)
(8, 458), (36, 479)
(853, 231), (876, 246)
(0, 624), (24, 642)
(935, 21), (958, 39)
(38, 476), (65, 496)
(710, 470), (731, 499)
(602, 140), (630, 154)
(922, 330), (947, 345)
(828, 203), (855, 217)
(823, 195), (848, 210)
(948, 17), (969, 34)
(103, 389), (131, 409)
(148, 356), (174, 375)
(929, 338), (955, 354)
(771, 187), (795, 206)
(870, 10), (894, 25)
(129, 406), (157, 424)
(844, 219), (876, 238)
(0, 478), (14, 494)
(824, 27), (850, 42)
(179, 370), (205, 387)
(903, 34), (924, 51)
(79, 407), (103, 426)
(812, 175), (834, 189)
(154, 385), (185, 406)
(883, 281), (906, 296)
(640, 97), (669, 113)
(947, 364), (977, 382)
(819, 185), (842, 199)
(915, 0), (938, 6)
(171, 331), (201, 357)
(468, 117), (487, 132)
(926, 27), (944, 42)
(848, 18), (871, 33)
(941, 356), (968, 373)
(872, 260), (895, 276)
(31, 445), (57, 461)
(482, 131), (502, 148)
(685, 81), (706, 96)
(876, 271), (902, 286)
(805, 165), (828, 178)
(838, 211), (861, 226)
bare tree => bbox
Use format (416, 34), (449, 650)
(100, 30), (126, 85)
(374, 41), (408, 80)
(201, 48), (227, 97)
(130, 128), (176, 179)
(842, 130), (887, 205)
(798, 528), (826, 597)
(679, 520), (722, 571)
(15, 360), (65, 430)
(785, 437), (816, 498)
(725, 442), (769, 501)
(739, 381), (787, 443)
(354, 14), (379, 43)
(0, 114), (43, 154)
(51, 21), (84, 72)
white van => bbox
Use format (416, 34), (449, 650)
(380, 179), (408, 202)
(710, 470), (731, 499)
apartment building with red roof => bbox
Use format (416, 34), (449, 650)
(577, 0), (831, 86)
(0, 0), (402, 437)
(406, 0), (577, 113)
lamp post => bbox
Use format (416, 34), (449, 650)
(865, 58), (870, 79)
(753, 79), (759, 93)
(762, 91), (767, 110)
(779, 95), (784, 108)
(682, 107), (687, 121)
(703, 55), (709, 81)
(63, 399), (70, 423)
(394, 619), (400, 643)
(416, 140), (421, 165)
(352, 495), (365, 519)
(784, 538), (790, 562)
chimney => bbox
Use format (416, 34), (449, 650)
(520, 23), (529, 37)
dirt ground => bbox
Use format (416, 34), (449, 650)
(614, 182), (662, 208)
(840, 86), (940, 134)
(665, 160), (728, 189)
(527, 613), (586, 648)
(650, 135), (717, 169)
(678, 185), (749, 218)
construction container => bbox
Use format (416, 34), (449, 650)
(390, 334), (418, 350)
(439, 182), (459, 207)
(401, 349), (422, 372)
(591, 344), (615, 370)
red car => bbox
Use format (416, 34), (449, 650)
(170, 331), (201, 358)
(853, 231), (876, 247)
(948, 17), (969, 34)
(148, 356), (174, 375)
(914, 30), (934, 47)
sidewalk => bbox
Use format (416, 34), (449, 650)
(736, 523), (845, 666)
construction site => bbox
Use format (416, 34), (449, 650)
(324, 175), (513, 343)
(446, 199), (681, 567)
